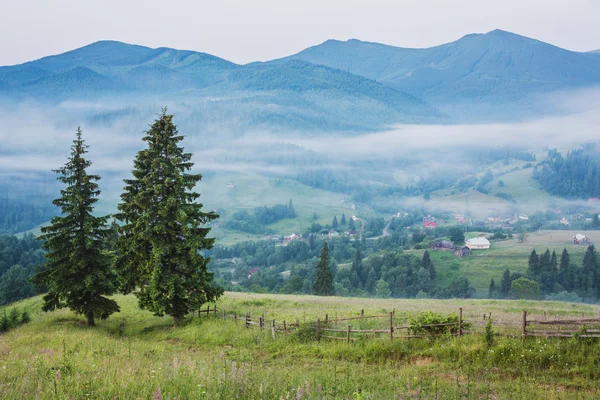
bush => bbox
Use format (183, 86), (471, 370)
(409, 311), (470, 336)
(484, 318), (494, 347)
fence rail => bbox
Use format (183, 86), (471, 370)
(193, 305), (600, 342)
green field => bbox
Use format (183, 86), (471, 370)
(419, 230), (600, 296)
(197, 172), (369, 244)
(1, 293), (600, 399)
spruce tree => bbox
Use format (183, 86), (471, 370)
(559, 248), (573, 291)
(488, 278), (497, 298)
(581, 245), (599, 297)
(500, 268), (512, 298)
(313, 242), (334, 296)
(421, 250), (436, 281)
(351, 245), (364, 287)
(288, 199), (296, 217)
(33, 128), (119, 326)
(341, 213), (346, 225)
(332, 216), (338, 229)
(115, 110), (222, 324)
(592, 214), (600, 229)
(526, 249), (539, 281)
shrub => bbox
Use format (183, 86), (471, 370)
(409, 311), (470, 336)
(20, 310), (31, 324)
(484, 318), (494, 347)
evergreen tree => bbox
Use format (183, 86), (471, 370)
(288, 199), (296, 217)
(593, 214), (600, 229)
(312, 212), (318, 221)
(538, 249), (552, 293)
(349, 218), (356, 232)
(341, 213), (346, 225)
(488, 278), (497, 298)
(581, 245), (599, 297)
(0, 311), (8, 332)
(332, 216), (338, 229)
(351, 245), (365, 287)
(33, 128), (119, 326)
(115, 110), (222, 324)
(421, 250), (436, 281)
(500, 268), (512, 298)
(559, 248), (574, 291)
(313, 242), (334, 296)
(526, 249), (539, 281)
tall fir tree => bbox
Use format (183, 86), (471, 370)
(33, 128), (119, 326)
(115, 110), (222, 324)
(558, 248), (574, 291)
(593, 214), (600, 229)
(581, 245), (599, 297)
(332, 216), (338, 229)
(340, 213), (346, 225)
(288, 199), (296, 217)
(351, 245), (365, 288)
(500, 268), (512, 298)
(526, 249), (539, 280)
(313, 241), (334, 296)
(488, 278), (497, 298)
(421, 250), (436, 281)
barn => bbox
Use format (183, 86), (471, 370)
(465, 237), (491, 250)
(573, 234), (591, 245)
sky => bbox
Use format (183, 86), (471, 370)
(2, 0), (600, 66)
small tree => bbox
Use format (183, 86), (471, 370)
(592, 214), (600, 229)
(510, 277), (541, 300)
(488, 278), (497, 298)
(332, 216), (338, 229)
(374, 279), (391, 298)
(21, 310), (31, 324)
(0, 311), (9, 332)
(313, 242), (334, 296)
(500, 268), (512, 298)
(421, 250), (436, 281)
(33, 128), (119, 326)
(8, 308), (19, 328)
(341, 213), (346, 225)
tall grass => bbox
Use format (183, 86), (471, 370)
(0, 293), (599, 399)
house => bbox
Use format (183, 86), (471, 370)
(465, 237), (491, 250)
(560, 218), (569, 226)
(423, 215), (437, 229)
(269, 235), (281, 241)
(519, 215), (529, 220)
(226, 182), (235, 188)
(284, 233), (300, 241)
(431, 240), (456, 251)
(487, 217), (500, 223)
(455, 246), (472, 257)
(573, 234), (591, 245)
(328, 230), (340, 238)
(247, 268), (259, 279)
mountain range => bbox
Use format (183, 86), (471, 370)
(1, 29), (600, 129)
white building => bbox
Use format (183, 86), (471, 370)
(465, 237), (491, 250)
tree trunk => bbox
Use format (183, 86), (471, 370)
(86, 311), (95, 327)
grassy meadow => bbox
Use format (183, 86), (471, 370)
(1, 292), (600, 399)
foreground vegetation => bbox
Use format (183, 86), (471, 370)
(1, 293), (600, 399)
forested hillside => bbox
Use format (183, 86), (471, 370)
(534, 146), (600, 198)
(0, 234), (44, 304)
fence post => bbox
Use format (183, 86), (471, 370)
(389, 312), (394, 342)
(522, 310), (527, 341)
(347, 325), (351, 343)
(259, 316), (264, 329)
(316, 318), (321, 342)
(234, 312), (237, 322)
(361, 309), (364, 318)
(272, 320), (276, 339)
(223, 310), (226, 321)
(325, 314), (328, 324)
(458, 308), (463, 337)
(207, 305), (210, 316)
(544, 311), (547, 321)
(246, 313), (250, 328)
(214, 306), (217, 317)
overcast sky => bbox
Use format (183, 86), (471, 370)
(2, 0), (599, 66)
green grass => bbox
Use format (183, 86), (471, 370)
(411, 230), (600, 296)
(1, 293), (600, 399)
(197, 172), (366, 244)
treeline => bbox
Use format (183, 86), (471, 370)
(468, 147), (536, 164)
(0, 234), (45, 305)
(534, 146), (600, 198)
(0, 197), (56, 234)
(489, 246), (600, 302)
(211, 237), (475, 299)
(225, 201), (296, 234)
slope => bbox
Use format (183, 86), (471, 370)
(273, 30), (600, 117)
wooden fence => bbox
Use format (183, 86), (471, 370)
(194, 305), (600, 342)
